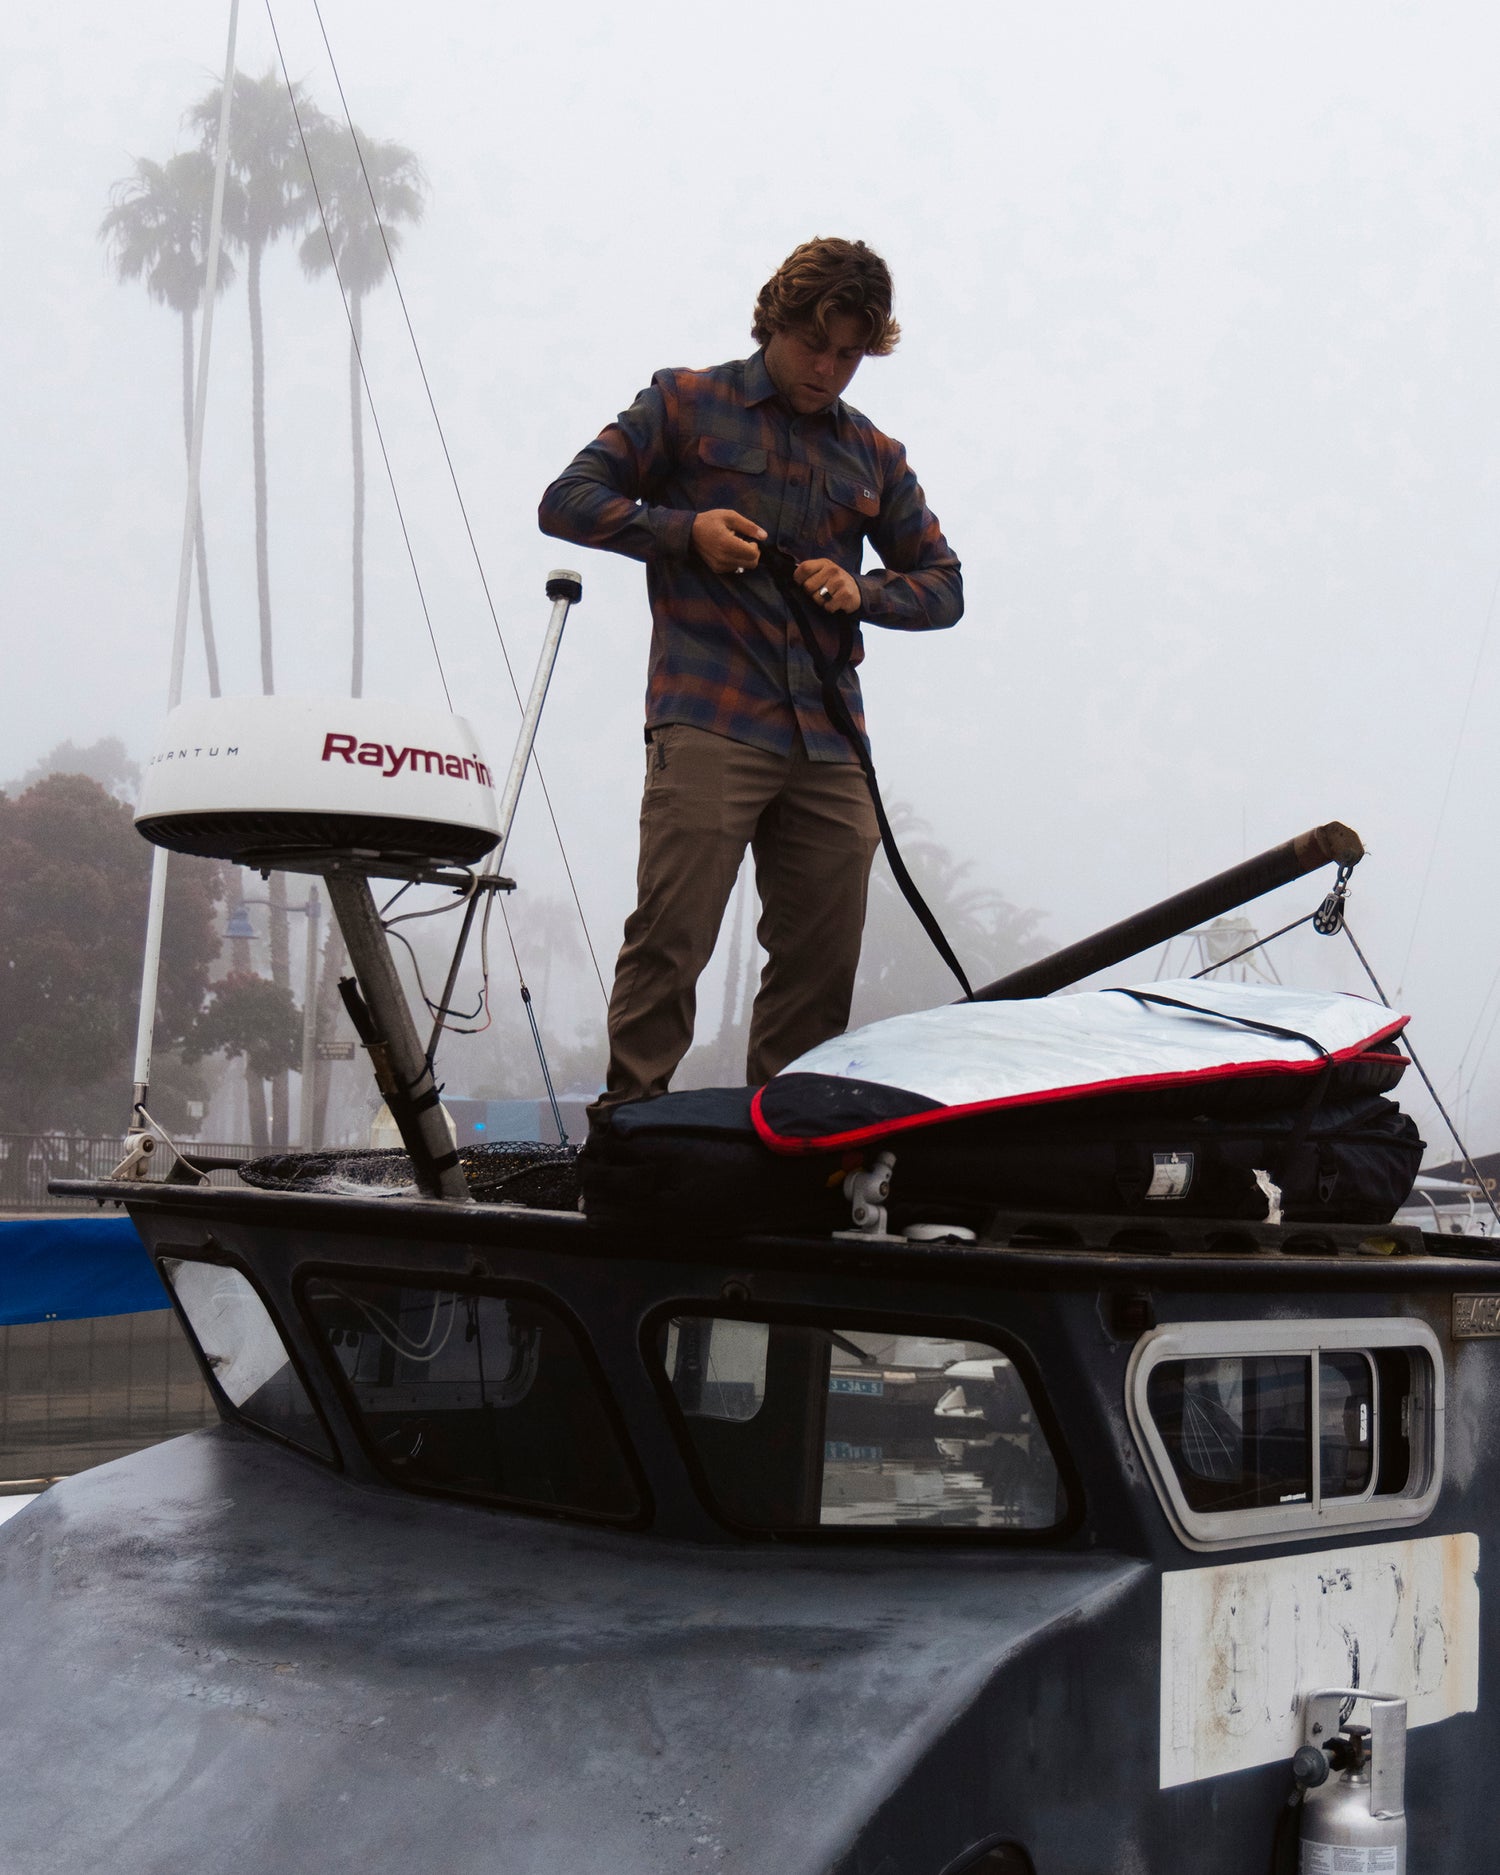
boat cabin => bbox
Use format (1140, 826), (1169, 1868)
(2, 1174), (1490, 1873)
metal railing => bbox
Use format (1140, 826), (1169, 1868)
(0, 1311), (218, 1483)
(0, 1134), (254, 1212)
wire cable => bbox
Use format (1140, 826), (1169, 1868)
(1341, 921), (1500, 1230)
(383, 922), (483, 1027)
(305, 0), (608, 1002)
(497, 900), (568, 1143)
(1459, 979), (1500, 1111)
(264, 0), (453, 708)
(1189, 913), (1314, 981)
(328, 1282), (460, 1362)
(1395, 561), (1500, 997)
(1450, 944), (1500, 1097)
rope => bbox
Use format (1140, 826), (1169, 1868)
(304, 0), (607, 1003)
(264, 0), (452, 708)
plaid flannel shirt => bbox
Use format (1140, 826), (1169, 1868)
(537, 350), (962, 762)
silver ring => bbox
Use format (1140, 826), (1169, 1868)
(817, 585), (831, 602)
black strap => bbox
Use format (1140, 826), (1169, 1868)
(761, 544), (973, 998)
(1104, 987), (1332, 1059)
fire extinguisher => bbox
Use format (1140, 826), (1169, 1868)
(1273, 1688), (1407, 1873)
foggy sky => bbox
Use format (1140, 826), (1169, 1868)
(7, 0), (1500, 1154)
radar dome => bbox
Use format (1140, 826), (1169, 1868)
(134, 696), (501, 875)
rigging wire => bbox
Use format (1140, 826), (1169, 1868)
(264, 0), (453, 709)
(1188, 913), (1314, 981)
(1340, 921), (1500, 1230)
(1394, 560), (1500, 997)
(496, 900), (568, 1143)
(1458, 974), (1500, 1110)
(1182, 888), (1500, 1230)
(1448, 941), (1500, 1100)
(304, 0), (608, 1004)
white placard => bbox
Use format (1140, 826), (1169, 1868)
(1159, 1532), (1479, 1788)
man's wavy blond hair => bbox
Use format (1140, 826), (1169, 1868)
(751, 237), (900, 357)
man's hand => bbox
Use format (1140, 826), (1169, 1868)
(795, 557), (861, 615)
(692, 509), (766, 575)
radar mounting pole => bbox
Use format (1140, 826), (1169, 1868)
(327, 872), (472, 1203)
(125, 0), (240, 1151)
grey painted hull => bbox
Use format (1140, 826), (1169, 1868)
(0, 1425), (1142, 1874)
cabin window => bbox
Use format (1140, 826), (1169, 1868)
(1128, 1319), (1441, 1551)
(302, 1277), (642, 1523)
(655, 1316), (1065, 1535)
(160, 1256), (333, 1461)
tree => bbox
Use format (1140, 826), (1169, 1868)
(182, 972), (302, 1153)
(0, 775), (223, 1134)
(191, 69), (321, 1150)
(297, 119), (425, 698)
(8, 737), (140, 802)
(190, 70), (318, 698)
(100, 150), (236, 695)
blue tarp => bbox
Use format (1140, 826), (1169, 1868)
(0, 1216), (169, 1325)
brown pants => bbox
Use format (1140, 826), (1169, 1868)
(594, 724), (880, 1113)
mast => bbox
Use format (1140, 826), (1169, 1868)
(127, 0), (240, 1135)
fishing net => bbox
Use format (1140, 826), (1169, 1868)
(239, 1140), (581, 1209)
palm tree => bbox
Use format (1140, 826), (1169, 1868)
(191, 71), (320, 1150)
(100, 150), (236, 695)
(298, 119), (425, 696)
(190, 70), (318, 698)
(294, 120), (422, 1150)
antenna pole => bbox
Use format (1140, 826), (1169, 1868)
(491, 571), (583, 877)
(424, 570), (582, 1062)
(127, 0), (240, 1136)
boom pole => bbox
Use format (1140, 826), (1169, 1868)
(972, 821), (1364, 1003)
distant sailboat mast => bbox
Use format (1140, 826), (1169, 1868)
(127, 0), (241, 1139)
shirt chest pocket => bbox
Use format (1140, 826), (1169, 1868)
(697, 435), (769, 476)
(695, 435), (770, 526)
(825, 471), (881, 521)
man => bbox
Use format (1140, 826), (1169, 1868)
(539, 236), (962, 1117)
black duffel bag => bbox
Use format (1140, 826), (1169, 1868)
(881, 1088), (1423, 1224)
(580, 1083), (1423, 1231)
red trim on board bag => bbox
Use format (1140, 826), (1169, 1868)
(749, 1019), (1410, 1158)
